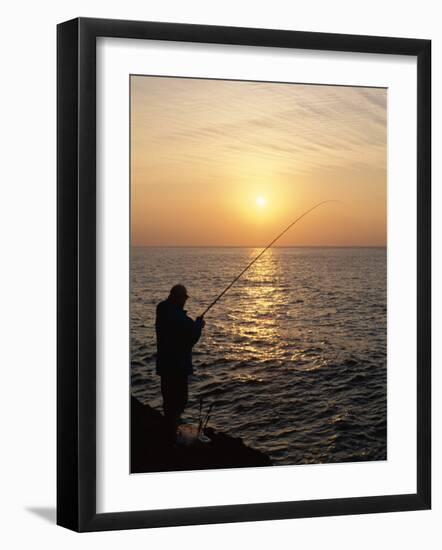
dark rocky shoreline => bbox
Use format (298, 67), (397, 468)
(131, 396), (272, 473)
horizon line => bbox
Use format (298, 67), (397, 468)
(131, 244), (387, 249)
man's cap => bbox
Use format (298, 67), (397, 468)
(169, 284), (189, 299)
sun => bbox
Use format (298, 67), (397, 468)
(256, 196), (266, 208)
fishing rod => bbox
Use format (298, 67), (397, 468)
(200, 200), (341, 318)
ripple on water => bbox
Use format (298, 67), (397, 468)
(131, 247), (387, 466)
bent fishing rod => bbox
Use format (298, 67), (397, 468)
(200, 200), (341, 318)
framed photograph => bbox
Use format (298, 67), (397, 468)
(57, 17), (431, 531)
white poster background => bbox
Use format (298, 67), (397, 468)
(96, 37), (417, 513)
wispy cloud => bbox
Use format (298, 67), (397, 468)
(132, 78), (386, 180)
(131, 76), (386, 246)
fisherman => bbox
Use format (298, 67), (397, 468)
(155, 284), (205, 441)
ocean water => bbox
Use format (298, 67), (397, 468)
(131, 247), (387, 466)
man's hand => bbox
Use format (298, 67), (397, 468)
(196, 316), (206, 329)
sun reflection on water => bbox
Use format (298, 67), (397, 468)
(225, 248), (287, 365)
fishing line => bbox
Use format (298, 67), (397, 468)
(202, 403), (214, 434)
(197, 398), (204, 437)
(200, 200), (342, 317)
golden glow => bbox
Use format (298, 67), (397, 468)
(131, 76), (386, 246)
(234, 249), (280, 358)
(256, 196), (266, 208)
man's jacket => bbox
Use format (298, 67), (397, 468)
(155, 299), (203, 376)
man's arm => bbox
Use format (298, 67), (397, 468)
(191, 316), (205, 346)
(182, 315), (205, 347)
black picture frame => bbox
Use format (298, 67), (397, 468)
(57, 17), (431, 532)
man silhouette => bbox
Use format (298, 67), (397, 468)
(155, 284), (205, 440)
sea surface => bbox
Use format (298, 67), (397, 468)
(131, 247), (387, 466)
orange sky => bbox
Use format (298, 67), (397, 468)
(131, 76), (386, 247)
